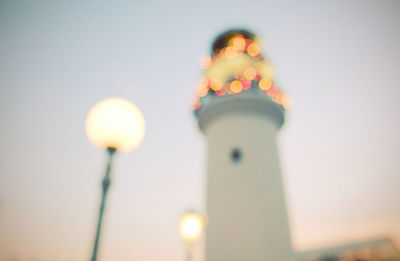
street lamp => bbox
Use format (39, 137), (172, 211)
(86, 97), (145, 261)
(180, 211), (205, 261)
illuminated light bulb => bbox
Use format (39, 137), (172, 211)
(230, 80), (243, 93)
(273, 92), (284, 104)
(247, 43), (260, 57)
(196, 80), (209, 97)
(225, 46), (237, 58)
(241, 78), (252, 90)
(232, 36), (246, 51)
(180, 213), (204, 243)
(200, 56), (212, 69)
(259, 78), (272, 90)
(266, 84), (279, 96)
(243, 67), (257, 80)
(273, 92), (288, 107)
(86, 98), (145, 152)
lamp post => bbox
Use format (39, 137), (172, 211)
(179, 211), (205, 261)
(86, 97), (145, 261)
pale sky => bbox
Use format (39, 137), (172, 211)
(0, 1), (399, 261)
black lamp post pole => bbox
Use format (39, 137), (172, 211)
(91, 147), (116, 261)
(186, 243), (193, 261)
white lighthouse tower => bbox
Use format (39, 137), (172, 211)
(192, 30), (294, 261)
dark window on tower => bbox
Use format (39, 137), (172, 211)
(230, 148), (242, 163)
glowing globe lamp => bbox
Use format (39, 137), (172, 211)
(86, 97), (145, 261)
(180, 212), (204, 243)
(180, 211), (205, 261)
(86, 97), (145, 152)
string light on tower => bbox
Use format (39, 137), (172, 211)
(192, 32), (292, 112)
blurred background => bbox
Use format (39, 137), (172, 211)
(0, 1), (399, 260)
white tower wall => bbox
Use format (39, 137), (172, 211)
(198, 92), (294, 261)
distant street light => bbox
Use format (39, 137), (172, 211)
(180, 211), (205, 261)
(86, 97), (145, 261)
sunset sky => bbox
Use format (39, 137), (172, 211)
(0, 1), (399, 261)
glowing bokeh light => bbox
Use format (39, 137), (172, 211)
(266, 84), (279, 96)
(241, 78), (252, 90)
(232, 36), (246, 51)
(230, 80), (243, 93)
(86, 98), (145, 152)
(180, 213), (204, 243)
(243, 67), (257, 80)
(247, 43), (260, 57)
(224, 46), (237, 58)
(273, 92), (284, 104)
(259, 78), (272, 91)
(196, 80), (209, 97)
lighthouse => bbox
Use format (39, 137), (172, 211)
(192, 30), (294, 260)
